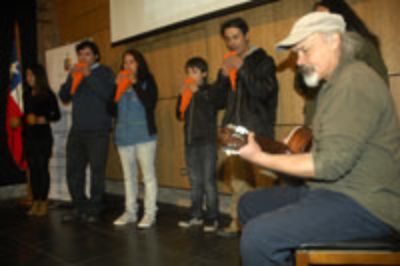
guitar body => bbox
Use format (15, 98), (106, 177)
(218, 124), (312, 155)
(286, 126), (313, 153)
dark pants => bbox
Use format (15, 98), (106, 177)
(26, 138), (52, 200)
(238, 186), (393, 266)
(185, 143), (219, 221)
(66, 130), (109, 216)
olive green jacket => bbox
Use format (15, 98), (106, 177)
(309, 56), (400, 231)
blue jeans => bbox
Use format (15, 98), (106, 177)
(238, 186), (394, 266)
(185, 143), (219, 221)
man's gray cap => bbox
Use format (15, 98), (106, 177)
(276, 12), (346, 50)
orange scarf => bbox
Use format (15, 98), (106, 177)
(70, 62), (87, 95)
(114, 69), (133, 102)
(223, 51), (237, 91)
(179, 77), (195, 121)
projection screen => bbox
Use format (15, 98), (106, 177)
(110, 0), (257, 44)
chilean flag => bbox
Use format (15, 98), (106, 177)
(5, 43), (27, 170)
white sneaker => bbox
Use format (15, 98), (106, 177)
(203, 220), (219, 233)
(113, 212), (137, 226)
(178, 218), (204, 228)
(137, 214), (155, 229)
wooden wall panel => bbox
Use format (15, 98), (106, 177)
(349, 0), (400, 122)
(350, 0), (400, 72)
(49, 0), (400, 189)
(55, 0), (109, 43)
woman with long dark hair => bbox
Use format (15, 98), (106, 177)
(24, 64), (60, 216)
(112, 49), (159, 229)
(314, 0), (388, 82)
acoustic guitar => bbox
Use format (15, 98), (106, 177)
(218, 124), (313, 156)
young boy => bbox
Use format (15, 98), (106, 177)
(176, 57), (219, 232)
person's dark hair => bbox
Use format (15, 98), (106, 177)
(220, 17), (249, 36)
(75, 40), (101, 62)
(314, 0), (380, 48)
(185, 57), (208, 74)
(26, 64), (51, 95)
(122, 48), (152, 82)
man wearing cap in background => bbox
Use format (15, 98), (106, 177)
(236, 12), (400, 266)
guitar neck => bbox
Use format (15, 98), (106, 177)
(218, 125), (312, 155)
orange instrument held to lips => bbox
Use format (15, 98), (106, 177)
(114, 69), (133, 102)
(223, 51), (238, 91)
(179, 77), (196, 121)
(70, 62), (87, 95)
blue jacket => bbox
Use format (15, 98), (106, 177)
(114, 77), (158, 145)
(59, 64), (115, 131)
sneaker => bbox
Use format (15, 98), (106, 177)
(203, 220), (219, 233)
(137, 214), (155, 229)
(178, 217), (204, 228)
(113, 212), (137, 226)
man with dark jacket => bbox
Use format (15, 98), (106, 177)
(59, 40), (115, 223)
(213, 17), (279, 236)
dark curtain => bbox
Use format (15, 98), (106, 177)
(0, 0), (37, 186)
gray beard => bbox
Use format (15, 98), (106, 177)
(303, 72), (320, 87)
(299, 65), (320, 88)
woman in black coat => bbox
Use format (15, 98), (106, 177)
(24, 64), (60, 216)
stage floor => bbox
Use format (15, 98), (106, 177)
(0, 195), (240, 266)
